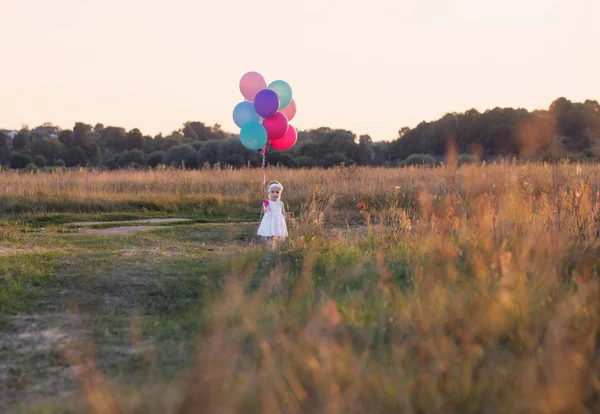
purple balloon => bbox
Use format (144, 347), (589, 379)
(254, 89), (280, 118)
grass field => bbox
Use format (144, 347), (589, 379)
(1, 163), (600, 413)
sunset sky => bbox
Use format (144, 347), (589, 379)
(1, 0), (598, 140)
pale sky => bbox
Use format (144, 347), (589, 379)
(1, 0), (598, 140)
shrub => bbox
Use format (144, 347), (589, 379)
(165, 145), (196, 167)
(25, 162), (39, 172)
(54, 159), (66, 167)
(458, 154), (475, 165)
(101, 154), (117, 169)
(10, 152), (33, 169)
(405, 154), (436, 167)
(183, 151), (199, 169)
(65, 147), (86, 167)
(267, 152), (296, 167)
(116, 149), (146, 168)
(189, 141), (205, 151)
(582, 148), (597, 159)
(147, 151), (166, 168)
(294, 156), (316, 168)
(323, 152), (351, 167)
(34, 155), (47, 168)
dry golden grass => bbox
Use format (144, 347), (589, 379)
(3, 163), (600, 413)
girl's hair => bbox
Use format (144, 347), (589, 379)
(267, 181), (283, 192)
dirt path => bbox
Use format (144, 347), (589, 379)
(79, 225), (164, 235)
(0, 247), (51, 256)
(63, 218), (194, 235)
(66, 218), (192, 227)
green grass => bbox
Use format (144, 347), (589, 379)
(0, 220), (255, 412)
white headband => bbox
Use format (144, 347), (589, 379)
(268, 182), (283, 192)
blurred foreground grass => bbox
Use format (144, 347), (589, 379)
(2, 163), (600, 413)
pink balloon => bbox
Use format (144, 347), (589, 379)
(263, 113), (289, 141)
(239, 72), (266, 102)
(279, 99), (296, 121)
(270, 125), (297, 151)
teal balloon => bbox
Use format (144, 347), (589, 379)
(240, 122), (268, 150)
(268, 80), (292, 110)
(233, 101), (260, 128)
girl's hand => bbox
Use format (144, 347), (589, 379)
(264, 206), (269, 214)
(285, 212), (293, 218)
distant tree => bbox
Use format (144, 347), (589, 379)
(94, 123), (105, 134)
(160, 133), (185, 151)
(147, 151), (166, 168)
(12, 129), (30, 151)
(164, 144), (196, 167)
(197, 140), (221, 167)
(65, 147), (86, 167)
(0, 132), (7, 149)
(101, 153), (117, 169)
(267, 151), (295, 167)
(358, 134), (375, 165)
(86, 143), (100, 158)
(116, 149), (145, 168)
(58, 130), (74, 148)
(102, 127), (127, 152)
(211, 123), (227, 140)
(294, 156), (316, 168)
(189, 141), (205, 150)
(142, 136), (153, 152)
(32, 137), (65, 163)
(398, 127), (410, 138)
(323, 152), (351, 167)
(182, 121), (215, 141)
(549, 97), (572, 120)
(217, 139), (254, 167)
(294, 139), (317, 157)
(311, 129), (360, 163)
(183, 151), (199, 169)
(143, 135), (161, 153)
(485, 125), (518, 156)
(371, 141), (392, 164)
(73, 122), (92, 147)
(126, 128), (145, 150)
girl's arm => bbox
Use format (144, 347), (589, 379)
(282, 203), (293, 218)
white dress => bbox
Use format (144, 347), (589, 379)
(257, 200), (288, 237)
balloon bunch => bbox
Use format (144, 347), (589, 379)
(233, 72), (297, 152)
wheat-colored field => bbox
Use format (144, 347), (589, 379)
(1, 163), (600, 413)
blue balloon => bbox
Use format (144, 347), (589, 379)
(233, 101), (260, 128)
(240, 121), (268, 150)
(268, 80), (293, 110)
(254, 89), (280, 118)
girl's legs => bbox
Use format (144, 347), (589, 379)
(266, 236), (274, 249)
(272, 236), (287, 249)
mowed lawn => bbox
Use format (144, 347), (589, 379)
(1, 164), (600, 414)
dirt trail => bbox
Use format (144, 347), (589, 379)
(80, 225), (164, 235)
(63, 218), (193, 235)
(0, 247), (50, 256)
(66, 218), (192, 227)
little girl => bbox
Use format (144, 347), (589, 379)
(257, 181), (293, 243)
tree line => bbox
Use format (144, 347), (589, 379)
(1, 97), (598, 171)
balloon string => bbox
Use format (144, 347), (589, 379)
(251, 145), (268, 246)
(262, 145), (267, 199)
